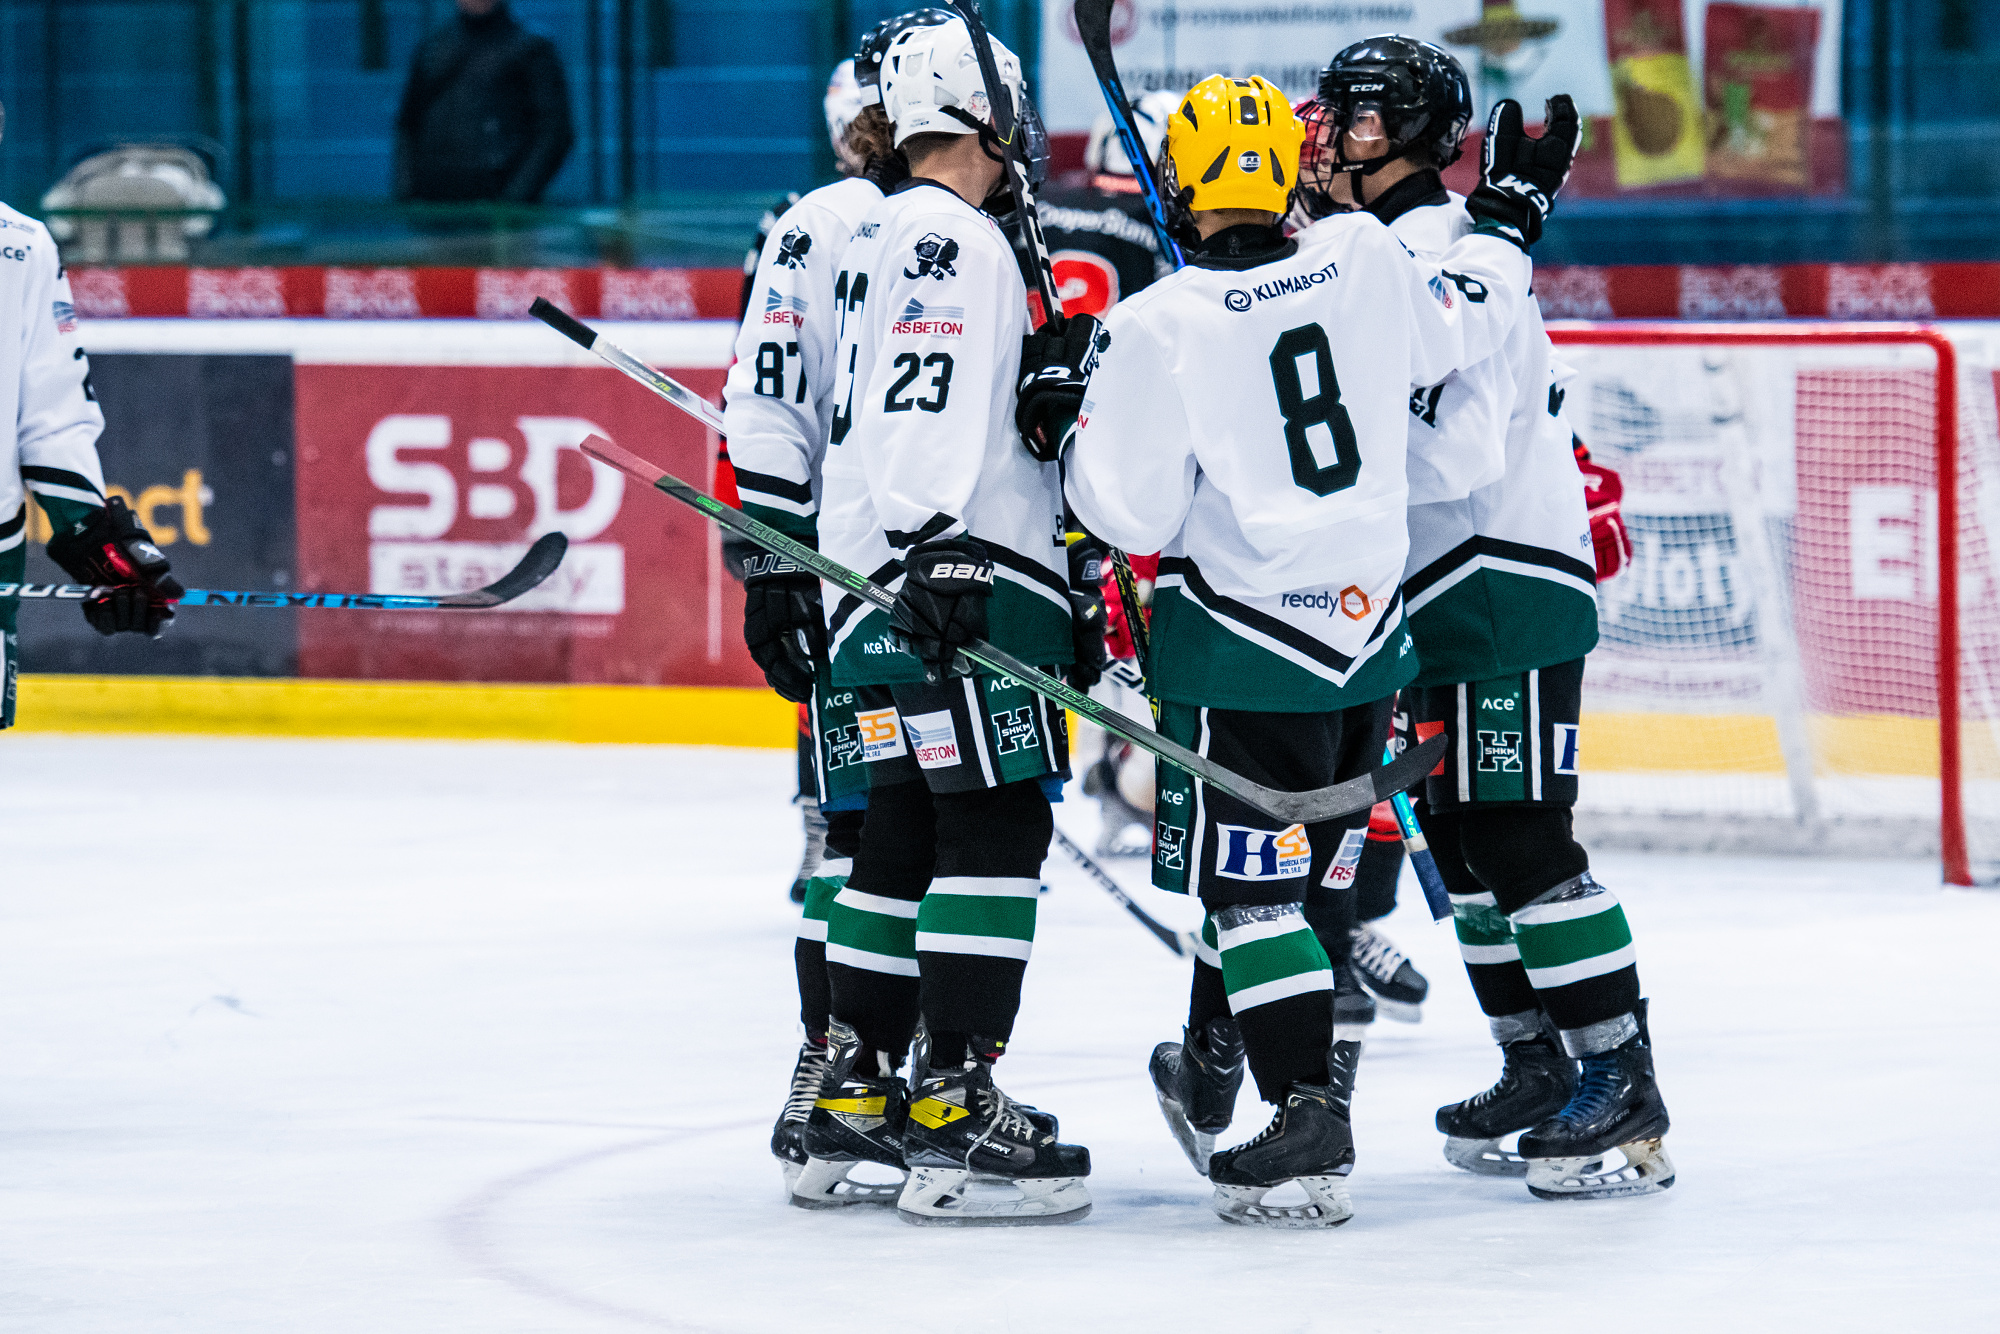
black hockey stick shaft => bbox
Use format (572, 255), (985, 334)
(1072, 0), (1186, 267)
(0, 533), (569, 611)
(948, 0), (1153, 685)
(1049, 827), (1190, 957)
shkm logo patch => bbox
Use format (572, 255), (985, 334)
(903, 709), (962, 770)
(1553, 723), (1580, 776)
(856, 707), (907, 763)
(1322, 827), (1367, 888)
(1215, 823), (1312, 882)
(1476, 729), (1524, 773)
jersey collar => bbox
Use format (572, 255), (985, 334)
(1187, 223), (1296, 271)
(1364, 169), (1449, 227)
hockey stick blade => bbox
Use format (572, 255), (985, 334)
(577, 428), (1445, 827)
(1050, 826), (1185, 956)
(0, 533), (568, 611)
(1072, 0), (1186, 267)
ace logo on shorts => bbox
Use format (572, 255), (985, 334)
(857, 708), (907, 763)
(1216, 823), (1312, 882)
(903, 709), (962, 769)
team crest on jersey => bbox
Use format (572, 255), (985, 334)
(774, 227), (813, 270)
(905, 234), (960, 281)
(823, 723), (863, 771)
(1215, 823), (1311, 882)
(1155, 825), (1187, 870)
(1476, 730), (1524, 773)
(992, 706), (1038, 755)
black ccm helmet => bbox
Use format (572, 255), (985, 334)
(1317, 35), (1472, 171)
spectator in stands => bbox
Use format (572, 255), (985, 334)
(394, 0), (575, 204)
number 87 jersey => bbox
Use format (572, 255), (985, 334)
(1065, 212), (1530, 713)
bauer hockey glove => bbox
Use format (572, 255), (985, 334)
(891, 537), (993, 683)
(45, 495), (184, 639)
(741, 550), (826, 704)
(1065, 539), (1109, 691)
(1015, 314), (1108, 462)
(1467, 95), (1579, 251)
(1574, 437), (1634, 583)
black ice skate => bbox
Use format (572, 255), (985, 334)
(1519, 1002), (1674, 1200)
(1207, 1042), (1361, 1228)
(898, 1058), (1091, 1226)
(771, 1037), (829, 1190)
(1149, 1016), (1246, 1175)
(790, 1023), (909, 1209)
(1435, 1015), (1578, 1177)
(910, 1025), (1060, 1139)
(1082, 752), (1152, 857)
(1332, 954), (1376, 1031)
(1350, 922), (1428, 1023)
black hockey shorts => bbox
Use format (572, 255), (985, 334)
(1408, 658), (1584, 809)
(1151, 696), (1393, 909)
(852, 674), (1070, 796)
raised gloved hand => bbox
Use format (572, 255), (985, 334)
(890, 537), (993, 683)
(741, 550), (826, 703)
(1467, 95), (1579, 251)
(1574, 437), (1633, 582)
(44, 495), (183, 639)
(1015, 313), (1107, 462)
(1065, 539), (1109, 691)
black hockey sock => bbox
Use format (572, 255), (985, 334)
(1303, 878), (1359, 966)
(794, 810), (864, 1038)
(915, 780), (1052, 1045)
(1428, 808), (1542, 1020)
(1353, 833), (1405, 923)
(1211, 903), (1334, 1102)
(1187, 956), (1230, 1036)
(826, 777), (934, 1068)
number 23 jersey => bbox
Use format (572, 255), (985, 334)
(818, 181), (1073, 686)
(1065, 214), (1528, 712)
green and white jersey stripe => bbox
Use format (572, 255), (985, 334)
(914, 876), (1039, 962)
(825, 886), (920, 977)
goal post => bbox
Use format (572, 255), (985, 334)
(1547, 323), (1974, 886)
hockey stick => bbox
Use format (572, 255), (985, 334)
(947, 0), (1154, 684)
(1050, 826), (1193, 957)
(1380, 738), (1450, 922)
(1071, 0), (1186, 268)
(0, 533), (569, 611)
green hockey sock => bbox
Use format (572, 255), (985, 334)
(796, 874), (845, 944)
(1214, 903), (1333, 1013)
(913, 876), (1039, 962)
(1451, 889), (1519, 965)
(825, 886), (920, 977)
(1510, 875), (1635, 993)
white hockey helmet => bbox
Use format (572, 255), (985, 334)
(1085, 90), (1179, 176)
(880, 16), (1024, 148)
(825, 58), (867, 169)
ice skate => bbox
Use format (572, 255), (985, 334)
(1207, 1044), (1360, 1229)
(910, 1024), (1058, 1139)
(1350, 922), (1428, 1023)
(898, 1058), (1091, 1226)
(1332, 954), (1375, 1031)
(1435, 1016), (1577, 1176)
(770, 1037), (829, 1190)
(1082, 753), (1152, 857)
(1520, 1002), (1674, 1200)
(790, 1023), (908, 1209)
(1148, 1016), (1245, 1175)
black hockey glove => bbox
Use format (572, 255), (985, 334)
(890, 537), (993, 683)
(1065, 540), (1109, 692)
(1015, 314), (1108, 463)
(1466, 95), (1579, 252)
(741, 550), (826, 704)
(45, 495), (184, 639)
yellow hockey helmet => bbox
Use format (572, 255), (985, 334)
(1163, 74), (1303, 216)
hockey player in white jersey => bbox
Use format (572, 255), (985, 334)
(792, 15), (1096, 1226)
(1060, 72), (1575, 1226)
(721, 8), (953, 1194)
(1303, 38), (1672, 1201)
(0, 166), (181, 721)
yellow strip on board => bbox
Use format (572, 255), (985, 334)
(9, 674), (798, 748)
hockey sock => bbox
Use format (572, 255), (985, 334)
(1303, 875), (1359, 967)
(1213, 903), (1334, 1101)
(915, 781), (1051, 1045)
(1186, 921), (1228, 1035)
(1429, 808), (1551, 1024)
(794, 873), (842, 1039)
(826, 778), (933, 1069)
(1509, 872), (1642, 1055)
(1353, 805), (1408, 923)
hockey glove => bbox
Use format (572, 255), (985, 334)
(45, 495), (184, 639)
(1467, 95), (1579, 251)
(1015, 314), (1108, 463)
(891, 537), (993, 683)
(1066, 539), (1109, 691)
(741, 550), (826, 704)
(1574, 438), (1634, 583)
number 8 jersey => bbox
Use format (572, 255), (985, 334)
(818, 180), (1073, 686)
(1065, 214), (1529, 712)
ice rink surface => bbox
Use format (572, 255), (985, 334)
(3, 735), (1996, 1333)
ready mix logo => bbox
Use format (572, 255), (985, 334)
(363, 414), (626, 613)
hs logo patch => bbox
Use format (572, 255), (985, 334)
(1215, 823), (1311, 882)
(1553, 723), (1580, 775)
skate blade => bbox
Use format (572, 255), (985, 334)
(1151, 1087), (1218, 1178)
(788, 1155), (907, 1209)
(1370, 997), (1423, 1024)
(1443, 1135), (1528, 1178)
(896, 1167), (1092, 1226)
(779, 1159), (804, 1192)
(1212, 1175), (1353, 1229)
(1526, 1138), (1675, 1200)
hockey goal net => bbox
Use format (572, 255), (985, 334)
(1550, 322), (2000, 885)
